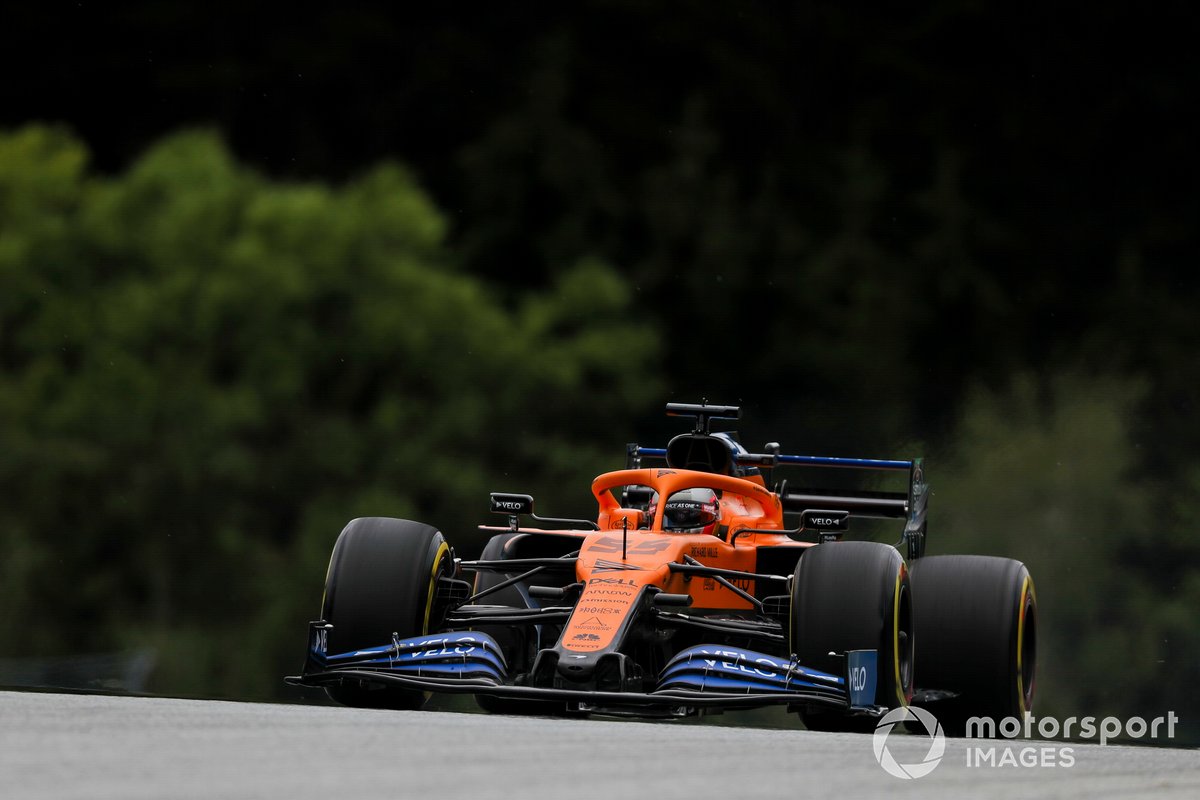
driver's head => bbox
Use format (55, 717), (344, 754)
(661, 488), (721, 536)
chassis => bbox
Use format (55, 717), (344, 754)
(288, 403), (1037, 731)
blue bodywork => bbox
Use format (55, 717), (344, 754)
(306, 626), (880, 712)
(311, 629), (508, 683)
(658, 645), (877, 708)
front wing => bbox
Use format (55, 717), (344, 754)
(285, 626), (885, 717)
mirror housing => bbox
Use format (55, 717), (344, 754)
(489, 493), (534, 516)
(800, 509), (850, 531)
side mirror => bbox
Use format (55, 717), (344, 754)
(487, 492), (601, 532)
(785, 510), (851, 543)
(489, 493), (535, 516)
(800, 509), (850, 532)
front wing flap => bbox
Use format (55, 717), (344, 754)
(287, 622), (884, 716)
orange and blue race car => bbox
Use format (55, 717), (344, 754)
(287, 402), (1037, 732)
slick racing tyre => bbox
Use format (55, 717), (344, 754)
(472, 532), (537, 609)
(321, 517), (451, 709)
(472, 532), (569, 716)
(792, 541), (914, 732)
(909, 555), (1037, 736)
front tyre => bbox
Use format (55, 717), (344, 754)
(909, 555), (1037, 736)
(321, 517), (451, 709)
(472, 533), (571, 716)
(791, 541), (914, 732)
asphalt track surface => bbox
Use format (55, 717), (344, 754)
(2, 690), (1197, 799)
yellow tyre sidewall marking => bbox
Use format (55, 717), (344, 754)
(1016, 574), (1035, 715)
(419, 539), (450, 704)
(893, 564), (909, 707)
(422, 540), (450, 634)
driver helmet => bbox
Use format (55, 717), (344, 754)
(660, 488), (721, 536)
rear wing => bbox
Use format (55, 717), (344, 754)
(772, 453), (927, 560)
(627, 444), (928, 560)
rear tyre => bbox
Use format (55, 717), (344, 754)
(909, 555), (1037, 736)
(792, 542), (914, 732)
(321, 517), (451, 710)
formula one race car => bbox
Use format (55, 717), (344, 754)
(287, 403), (1037, 732)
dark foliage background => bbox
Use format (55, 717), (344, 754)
(2, 2), (1197, 739)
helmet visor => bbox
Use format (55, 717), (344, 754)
(663, 498), (719, 531)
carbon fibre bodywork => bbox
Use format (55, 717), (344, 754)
(287, 403), (935, 719)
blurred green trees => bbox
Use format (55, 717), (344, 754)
(1, 124), (1196, 743)
(0, 125), (659, 698)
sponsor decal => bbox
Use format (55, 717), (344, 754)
(694, 648), (782, 678)
(572, 633), (601, 641)
(408, 637), (479, 658)
(577, 605), (626, 615)
(576, 616), (611, 631)
(694, 576), (752, 593)
(589, 576), (638, 587)
(312, 627), (328, 656)
(593, 560), (645, 572)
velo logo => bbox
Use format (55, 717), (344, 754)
(872, 706), (946, 779)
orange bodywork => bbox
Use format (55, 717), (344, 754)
(293, 403), (935, 716)
(514, 467), (812, 653)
